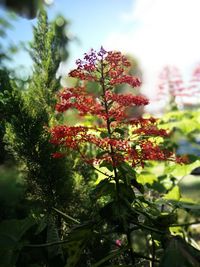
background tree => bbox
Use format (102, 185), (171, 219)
(0, 8), (76, 266)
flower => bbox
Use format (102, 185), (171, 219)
(133, 126), (169, 137)
(110, 75), (141, 87)
(105, 91), (149, 106)
(115, 239), (122, 247)
(50, 47), (181, 168)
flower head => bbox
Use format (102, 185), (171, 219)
(51, 47), (181, 168)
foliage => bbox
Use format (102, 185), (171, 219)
(0, 9), (80, 267)
(1, 7), (200, 267)
(49, 47), (200, 266)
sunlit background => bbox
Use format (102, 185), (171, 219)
(1, 0), (200, 113)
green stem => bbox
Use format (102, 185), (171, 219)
(26, 239), (70, 248)
(171, 221), (200, 227)
(130, 222), (165, 234)
(100, 60), (120, 198)
(52, 207), (80, 224)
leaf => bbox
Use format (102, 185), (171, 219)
(0, 217), (35, 248)
(155, 199), (200, 213)
(163, 186), (180, 201)
(64, 223), (93, 267)
(154, 213), (177, 228)
(113, 128), (125, 136)
(178, 119), (199, 134)
(100, 132), (109, 138)
(118, 182), (135, 202)
(118, 162), (135, 175)
(47, 218), (63, 259)
(96, 150), (109, 159)
(137, 172), (158, 185)
(99, 200), (132, 231)
(0, 217), (35, 267)
(35, 216), (48, 235)
(170, 200), (200, 214)
(159, 236), (200, 267)
(91, 178), (115, 199)
(167, 160), (200, 179)
(91, 247), (128, 267)
(99, 160), (113, 172)
(130, 177), (144, 193)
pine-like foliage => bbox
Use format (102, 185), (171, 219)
(2, 9), (74, 213)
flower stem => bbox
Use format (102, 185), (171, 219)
(100, 60), (120, 198)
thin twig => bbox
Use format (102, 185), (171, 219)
(53, 207), (80, 224)
(130, 221), (165, 234)
(171, 221), (200, 227)
(26, 239), (72, 248)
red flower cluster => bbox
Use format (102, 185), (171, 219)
(140, 141), (172, 161)
(55, 87), (104, 116)
(110, 75), (141, 87)
(133, 126), (169, 137)
(105, 91), (149, 106)
(50, 125), (88, 148)
(105, 51), (131, 68)
(51, 47), (182, 169)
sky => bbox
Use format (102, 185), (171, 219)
(1, 0), (200, 103)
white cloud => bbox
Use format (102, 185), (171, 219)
(105, 0), (200, 101)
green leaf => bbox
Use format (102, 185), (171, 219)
(0, 217), (35, 267)
(91, 247), (128, 267)
(91, 179), (115, 199)
(137, 172), (158, 185)
(154, 213), (177, 228)
(96, 150), (109, 159)
(47, 218), (63, 259)
(130, 177), (144, 193)
(100, 200), (132, 231)
(35, 216), (48, 235)
(99, 160), (114, 172)
(168, 200), (200, 214)
(163, 186), (180, 201)
(118, 182), (135, 202)
(64, 223), (93, 267)
(100, 132), (109, 138)
(159, 236), (200, 267)
(113, 128), (125, 136)
(118, 162), (135, 175)
(165, 160), (200, 179)
(0, 217), (35, 248)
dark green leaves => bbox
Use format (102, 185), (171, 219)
(160, 236), (200, 267)
(0, 217), (35, 267)
(91, 179), (115, 199)
(100, 199), (133, 231)
(64, 223), (93, 267)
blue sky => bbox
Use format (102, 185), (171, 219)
(0, 0), (135, 71)
(48, 0), (137, 69)
(2, 0), (200, 106)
